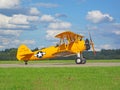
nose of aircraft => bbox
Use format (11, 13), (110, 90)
(85, 38), (91, 50)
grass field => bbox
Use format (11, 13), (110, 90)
(0, 60), (120, 90)
(0, 67), (120, 90)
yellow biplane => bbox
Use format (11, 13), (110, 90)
(17, 31), (95, 65)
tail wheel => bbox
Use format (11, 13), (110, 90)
(24, 61), (28, 65)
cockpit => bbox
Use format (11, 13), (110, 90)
(55, 31), (84, 50)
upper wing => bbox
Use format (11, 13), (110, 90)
(55, 31), (84, 40)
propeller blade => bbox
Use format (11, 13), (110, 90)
(91, 42), (96, 55)
(89, 32), (96, 55)
(89, 31), (92, 42)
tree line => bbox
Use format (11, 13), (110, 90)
(0, 48), (120, 61)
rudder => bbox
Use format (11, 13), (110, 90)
(16, 44), (33, 60)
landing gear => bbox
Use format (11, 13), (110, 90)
(24, 61), (28, 65)
(81, 58), (86, 64)
(75, 53), (86, 64)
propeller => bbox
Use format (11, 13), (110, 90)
(89, 32), (96, 55)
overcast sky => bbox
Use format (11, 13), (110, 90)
(0, 0), (120, 51)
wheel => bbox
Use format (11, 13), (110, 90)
(75, 57), (82, 64)
(75, 57), (86, 64)
(81, 58), (86, 64)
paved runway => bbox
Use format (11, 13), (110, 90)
(0, 63), (120, 68)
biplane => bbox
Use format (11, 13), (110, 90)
(17, 31), (95, 65)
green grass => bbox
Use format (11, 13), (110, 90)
(0, 67), (120, 90)
(0, 60), (120, 89)
(0, 59), (120, 64)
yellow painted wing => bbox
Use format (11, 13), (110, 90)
(53, 51), (75, 57)
(55, 31), (84, 39)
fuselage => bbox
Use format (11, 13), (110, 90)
(26, 39), (86, 60)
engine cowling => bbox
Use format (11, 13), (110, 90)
(85, 39), (90, 50)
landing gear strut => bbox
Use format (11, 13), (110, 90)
(75, 53), (86, 64)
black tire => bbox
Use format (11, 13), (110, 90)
(75, 57), (82, 64)
(81, 58), (86, 64)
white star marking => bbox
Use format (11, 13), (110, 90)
(34, 51), (46, 58)
(37, 52), (43, 57)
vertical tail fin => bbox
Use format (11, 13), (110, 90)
(17, 44), (33, 60)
